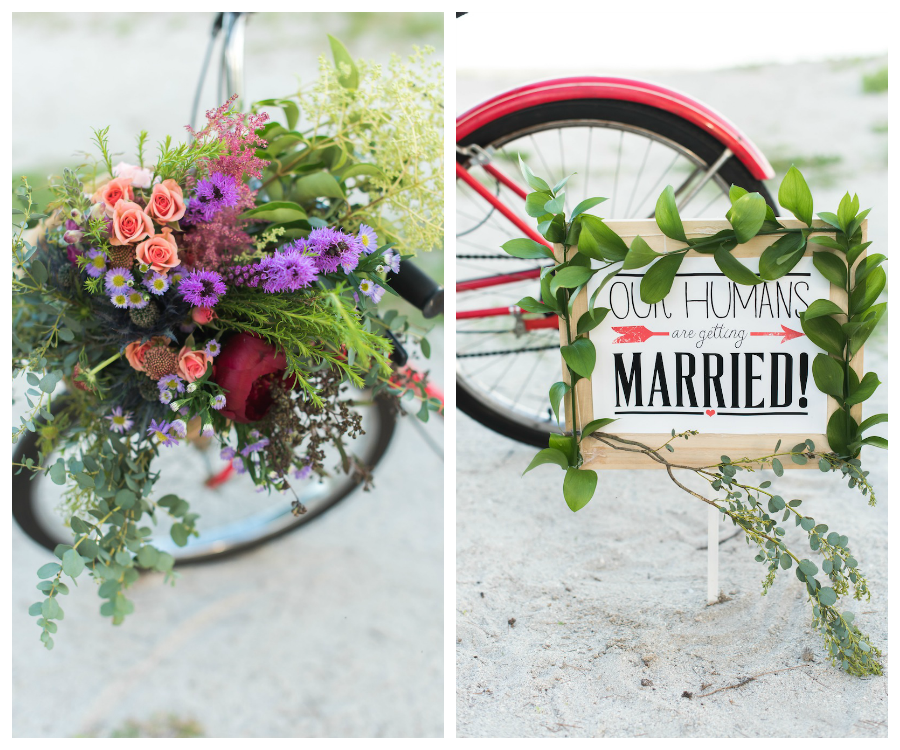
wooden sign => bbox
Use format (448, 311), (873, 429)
(559, 219), (865, 470)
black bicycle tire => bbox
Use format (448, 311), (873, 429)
(457, 97), (774, 448)
(12, 394), (397, 565)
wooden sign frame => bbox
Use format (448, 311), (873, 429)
(558, 218), (866, 471)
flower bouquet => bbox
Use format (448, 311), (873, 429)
(12, 41), (443, 648)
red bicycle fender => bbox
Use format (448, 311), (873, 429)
(457, 77), (775, 182)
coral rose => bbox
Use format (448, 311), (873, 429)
(125, 336), (171, 373)
(212, 333), (289, 423)
(91, 177), (134, 218)
(191, 307), (216, 325)
(177, 347), (213, 383)
(146, 179), (186, 224)
(110, 200), (154, 246)
(136, 227), (179, 274)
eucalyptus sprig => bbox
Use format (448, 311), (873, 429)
(505, 162), (886, 676)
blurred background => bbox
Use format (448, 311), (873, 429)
(12, 12), (444, 738)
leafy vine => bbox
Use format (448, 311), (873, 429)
(504, 160), (886, 676)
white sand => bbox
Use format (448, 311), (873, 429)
(456, 59), (888, 738)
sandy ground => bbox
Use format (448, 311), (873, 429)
(456, 59), (888, 738)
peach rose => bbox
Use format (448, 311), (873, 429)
(145, 179), (186, 224)
(191, 307), (216, 325)
(177, 347), (212, 383)
(136, 227), (179, 274)
(110, 200), (154, 246)
(125, 336), (170, 372)
(91, 177), (134, 218)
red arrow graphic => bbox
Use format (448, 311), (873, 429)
(612, 326), (670, 344)
(750, 325), (805, 343)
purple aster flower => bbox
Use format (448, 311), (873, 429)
(240, 435), (270, 457)
(105, 267), (134, 295)
(220, 446), (236, 461)
(293, 462), (313, 480)
(180, 269), (227, 307)
(211, 394), (226, 410)
(158, 374), (185, 393)
(126, 290), (147, 309)
(159, 389), (173, 405)
(258, 243), (319, 293)
(358, 278), (385, 304)
(204, 339), (221, 358)
(147, 419), (178, 447)
(105, 406), (133, 434)
(85, 248), (107, 278)
(170, 419), (188, 439)
(143, 271), (170, 295)
(357, 224), (378, 254)
(307, 227), (362, 274)
(169, 265), (186, 284)
(201, 423), (214, 438)
(109, 292), (129, 309)
(383, 249), (400, 274)
(233, 456), (247, 474)
(190, 172), (240, 222)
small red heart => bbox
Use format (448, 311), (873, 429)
(705, 409), (716, 416)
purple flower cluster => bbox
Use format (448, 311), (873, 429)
(179, 269), (227, 307)
(220, 263), (265, 289)
(147, 419), (179, 447)
(258, 241), (319, 292)
(105, 406), (134, 434)
(186, 172), (240, 223)
(307, 227), (362, 274)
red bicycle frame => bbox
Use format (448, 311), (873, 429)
(456, 76), (776, 328)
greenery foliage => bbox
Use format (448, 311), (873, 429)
(250, 38), (443, 256)
(504, 160), (886, 676)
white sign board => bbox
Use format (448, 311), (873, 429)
(589, 256), (829, 435)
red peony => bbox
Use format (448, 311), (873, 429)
(212, 333), (287, 424)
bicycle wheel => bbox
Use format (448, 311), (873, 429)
(12, 391), (396, 565)
(457, 98), (774, 447)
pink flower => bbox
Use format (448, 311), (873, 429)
(124, 336), (170, 372)
(146, 179), (186, 224)
(136, 227), (179, 274)
(109, 200), (154, 246)
(191, 307), (216, 325)
(113, 162), (154, 189)
(91, 177), (134, 219)
(177, 347), (212, 383)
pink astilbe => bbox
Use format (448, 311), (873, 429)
(186, 94), (271, 181)
(180, 183), (257, 268)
